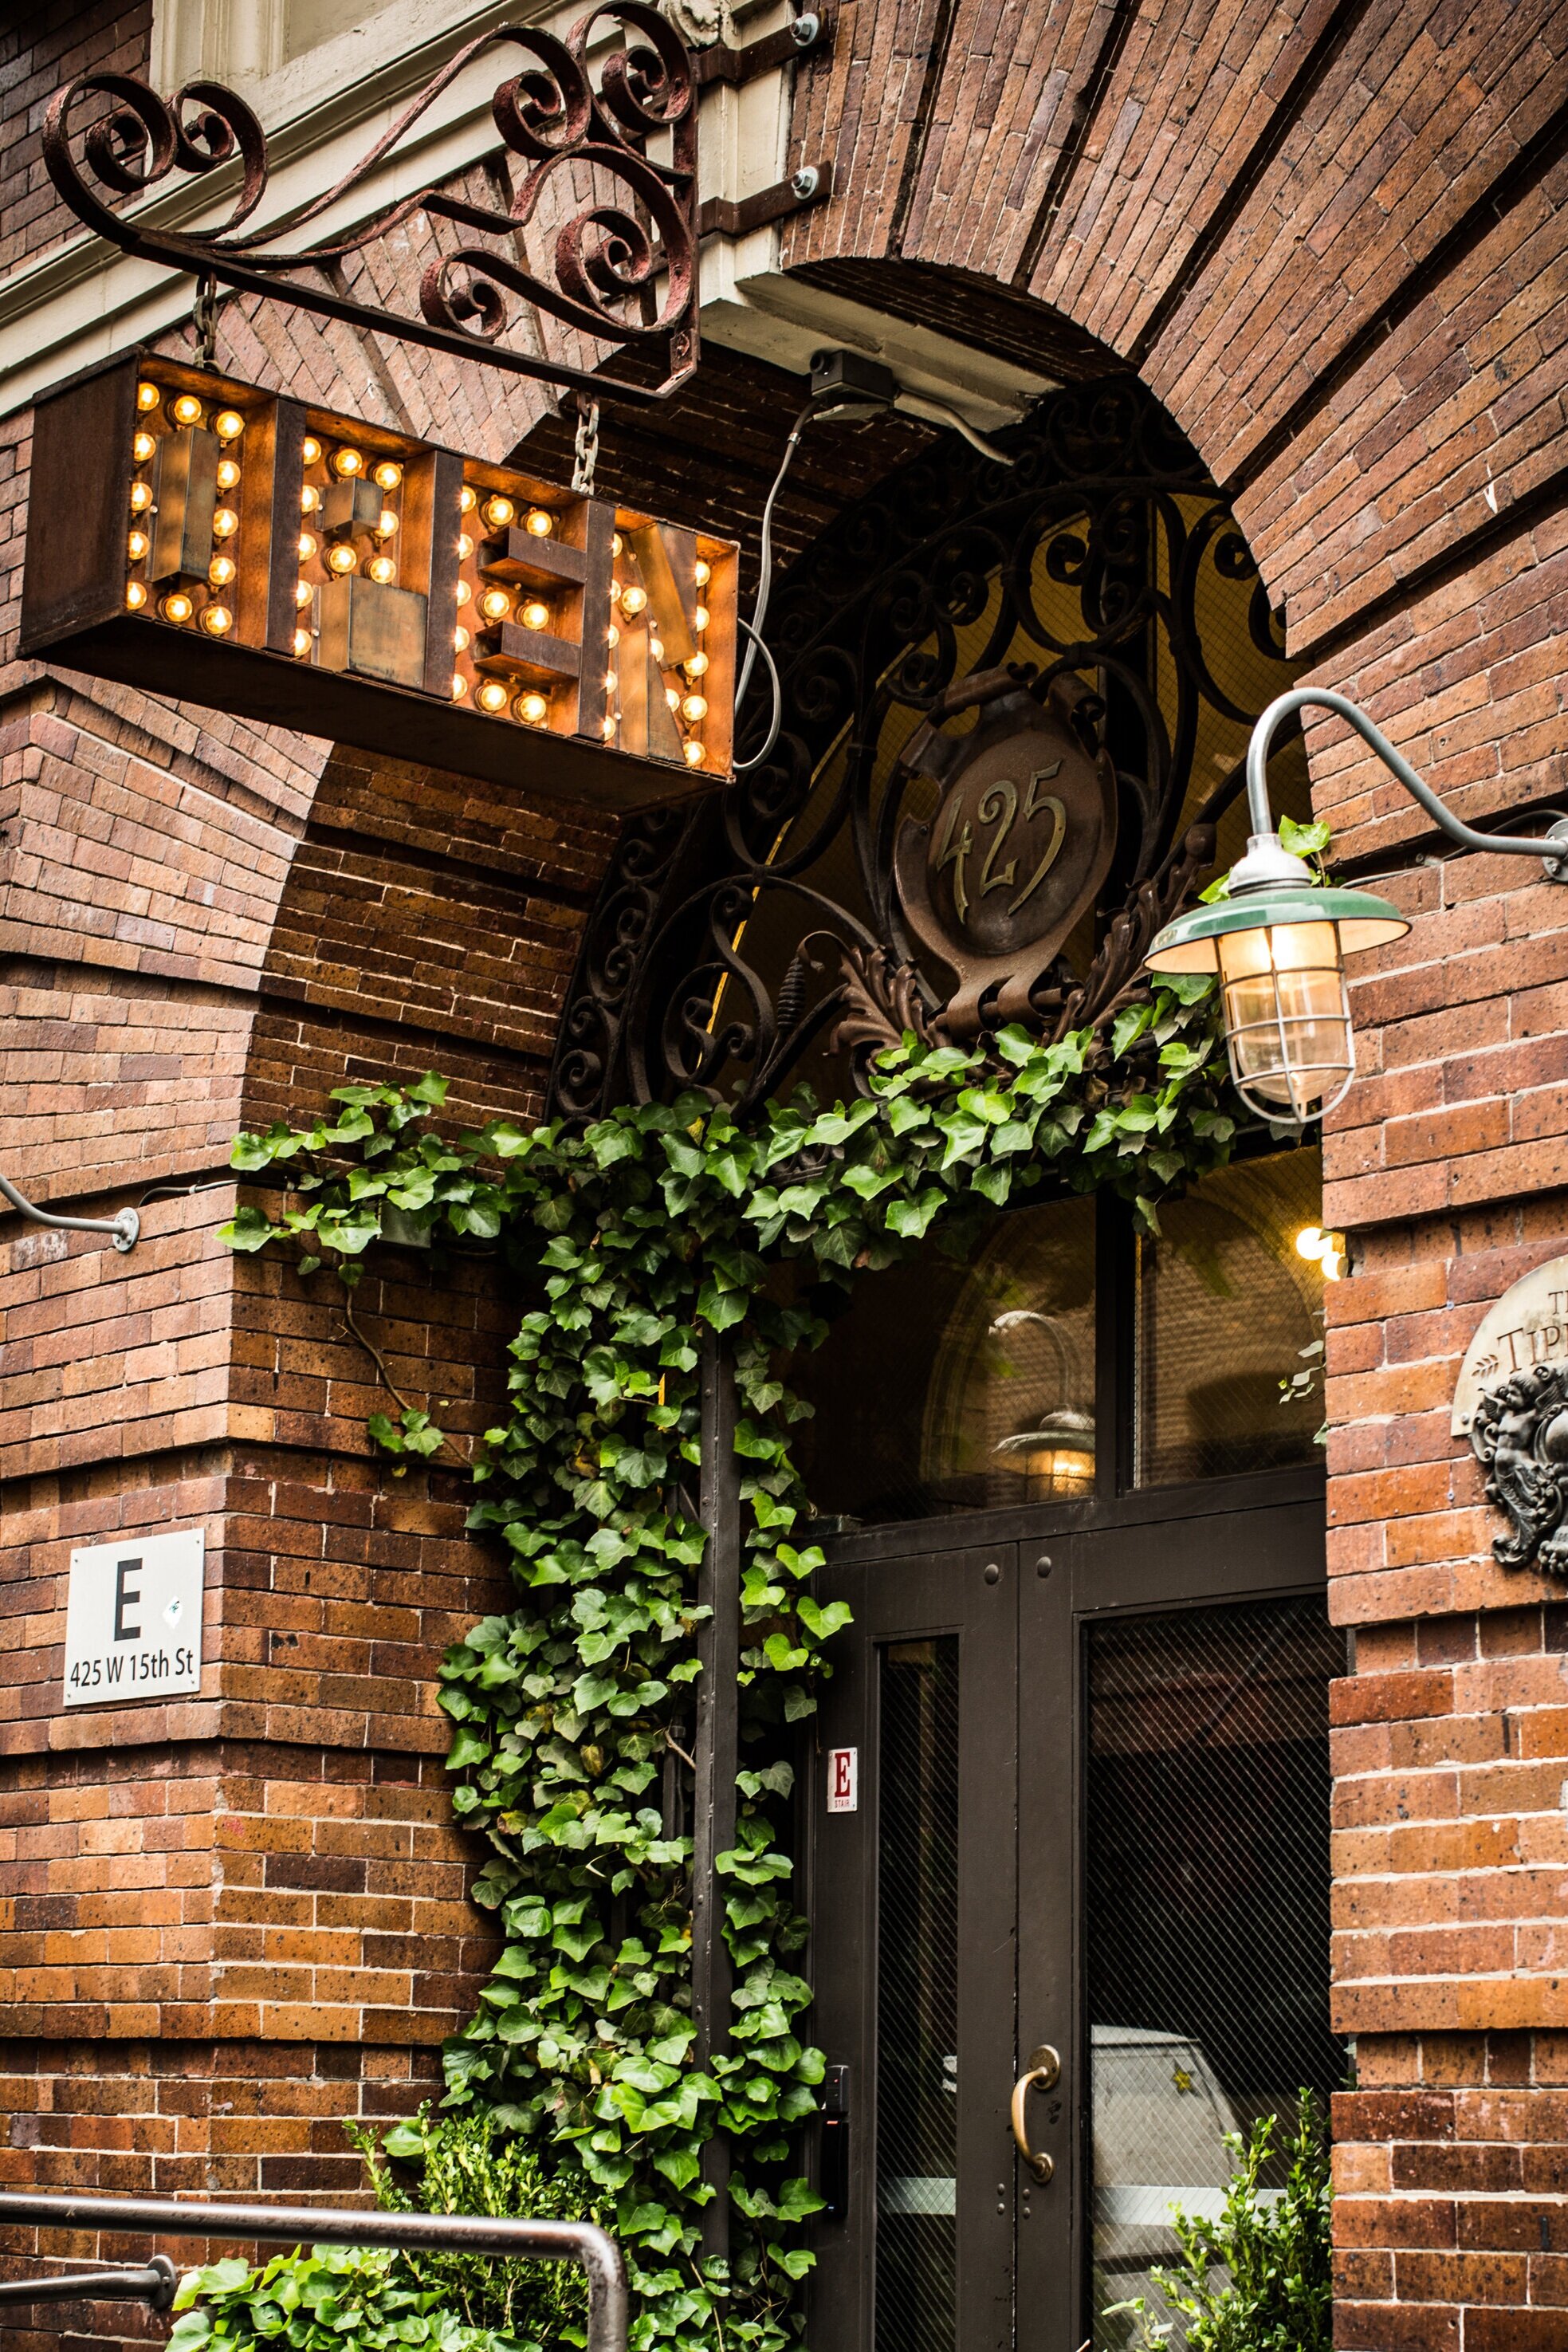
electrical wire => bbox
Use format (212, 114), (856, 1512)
(733, 618), (783, 773)
(736, 399), (816, 709)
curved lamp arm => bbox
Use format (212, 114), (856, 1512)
(0, 1172), (139, 1252)
(1247, 687), (1568, 877)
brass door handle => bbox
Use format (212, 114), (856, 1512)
(1011, 2043), (1060, 2183)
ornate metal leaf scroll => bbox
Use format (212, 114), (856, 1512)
(549, 376), (1299, 1119)
(43, 6), (698, 401)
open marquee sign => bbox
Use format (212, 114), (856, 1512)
(20, 352), (737, 812)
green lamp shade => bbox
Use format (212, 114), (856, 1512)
(1143, 883), (1408, 973)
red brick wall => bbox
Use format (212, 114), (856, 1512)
(5, 1), (1568, 2342)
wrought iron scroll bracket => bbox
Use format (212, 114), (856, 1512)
(42, 9), (832, 403)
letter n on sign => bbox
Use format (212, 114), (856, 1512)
(827, 1746), (858, 1814)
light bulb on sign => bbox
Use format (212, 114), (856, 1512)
(161, 591), (194, 623)
(328, 544), (358, 574)
(459, 485), (477, 514)
(374, 461), (402, 491)
(479, 588), (511, 623)
(212, 508), (239, 541)
(171, 394), (203, 427)
(682, 694), (707, 723)
(694, 559), (711, 587)
(451, 672), (469, 699)
(299, 533), (318, 561)
(209, 555), (237, 588)
(686, 650), (708, 678)
(483, 495), (515, 531)
(301, 435), (323, 465)
(130, 482), (152, 513)
(332, 447), (364, 478)
(293, 626), (312, 656)
(295, 580), (313, 608)
(202, 603), (233, 636)
(136, 381), (161, 413)
(621, 585), (647, 618)
(214, 410), (245, 442)
(125, 579), (147, 609)
(454, 627), (470, 653)
(693, 605), (709, 632)
(518, 691), (549, 726)
(133, 431), (155, 463)
(684, 741), (705, 767)
(216, 458), (241, 491)
(477, 680), (509, 714)
(368, 555), (396, 585)
(127, 530), (148, 562)
(525, 509), (552, 537)
(301, 486), (320, 513)
(521, 600), (550, 632)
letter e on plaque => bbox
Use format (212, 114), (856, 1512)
(827, 1745), (859, 1815)
(63, 1525), (204, 1706)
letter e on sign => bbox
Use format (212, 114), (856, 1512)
(62, 1525), (204, 1707)
(827, 1746), (858, 1815)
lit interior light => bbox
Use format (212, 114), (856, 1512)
(694, 559), (711, 587)
(684, 740), (705, 767)
(621, 585), (647, 618)
(368, 554), (396, 585)
(483, 495), (515, 530)
(136, 381), (161, 413)
(518, 690), (549, 726)
(521, 600), (549, 631)
(479, 587), (512, 622)
(130, 482), (153, 513)
(477, 680), (509, 714)
(451, 671), (469, 699)
(332, 446), (364, 477)
(682, 693), (708, 723)
(171, 394), (203, 427)
(459, 485), (477, 513)
(454, 626), (470, 653)
(211, 507), (239, 540)
(127, 529), (149, 561)
(202, 603), (233, 636)
(216, 458), (242, 491)
(133, 431), (155, 463)
(209, 555), (237, 588)
(301, 435), (323, 465)
(375, 509), (398, 539)
(160, 590), (194, 623)
(214, 410), (245, 442)
(293, 626), (312, 656)
(294, 580), (313, 608)
(525, 508), (552, 537)
(125, 579), (147, 609)
(373, 461), (403, 491)
(686, 650), (709, 678)
(327, 544), (358, 574)
(693, 604), (709, 631)
(298, 532), (318, 560)
(301, 486), (320, 513)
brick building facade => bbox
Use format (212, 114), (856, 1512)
(3, 2), (1568, 2346)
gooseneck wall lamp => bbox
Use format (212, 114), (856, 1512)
(1143, 687), (1568, 1123)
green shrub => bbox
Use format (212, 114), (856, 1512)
(168, 2110), (600, 2352)
(1106, 2090), (1333, 2352)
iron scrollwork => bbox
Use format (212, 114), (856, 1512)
(549, 376), (1296, 1119)
(1470, 1366), (1568, 1576)
(43, 6), (698, 400)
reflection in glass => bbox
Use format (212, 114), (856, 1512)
(1086, 1596), (1343, 2347)
(1136, 1147), (1326, 1489)
(876, 1638), (960, 2352)
(792, 1194), (1096, 1524)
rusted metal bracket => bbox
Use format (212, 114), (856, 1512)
(698, 162), (831, 238)
(692, 11), (830, 86)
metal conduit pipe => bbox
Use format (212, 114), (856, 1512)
(0, 2191), (628, 2352)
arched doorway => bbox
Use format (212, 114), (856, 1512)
(553, 372), (1342, 2351)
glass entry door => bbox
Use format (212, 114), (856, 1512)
(808, 1489), (1337, 2352)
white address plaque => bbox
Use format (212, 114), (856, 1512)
(63, 1525), (204, 1705)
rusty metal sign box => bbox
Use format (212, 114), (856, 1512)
(20, 351), (737, 813)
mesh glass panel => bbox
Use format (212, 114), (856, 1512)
(1136, 1148), (1326, 1489)
(1086, 1594), (1344, 2346)
(876, 1638), (961, 2352)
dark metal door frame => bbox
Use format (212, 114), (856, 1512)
(809, 1484), (1327, 2352)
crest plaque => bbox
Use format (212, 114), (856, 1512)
(892, 675), (1118, 1040)
(1454, 1253), (1568, 1575)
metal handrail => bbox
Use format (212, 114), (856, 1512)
(0, 2190), (627, 2352)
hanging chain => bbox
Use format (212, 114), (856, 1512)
(191, 272), (220, 369)
(572, 394), (600, 496)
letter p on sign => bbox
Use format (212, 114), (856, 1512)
(827, 1746), (858, 1814)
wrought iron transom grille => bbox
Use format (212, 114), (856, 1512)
(548, 376), (1303, 1121)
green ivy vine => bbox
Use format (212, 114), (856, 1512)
(222, 973), (1245, 2352)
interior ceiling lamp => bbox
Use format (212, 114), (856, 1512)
(19, 354), (736, 812)
(1144, 688), (1568, 1123)
(988, 1310), (1095, 1499)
